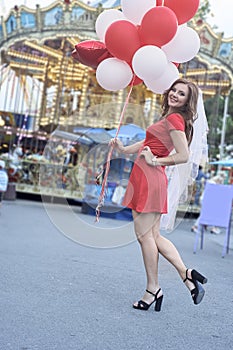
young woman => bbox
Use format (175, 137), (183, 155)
(110, 78), (207, 312)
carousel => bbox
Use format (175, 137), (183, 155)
(0, 0), (233, 207)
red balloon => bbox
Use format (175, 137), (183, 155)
(72, 40), (112, 69)
(105, 20), (141, 63)
(156, 0), (163, 4)
(129, 74), (143, 86)
(139, 7), (178, 47)
(164, 0), (200, 25)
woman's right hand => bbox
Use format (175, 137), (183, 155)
(109, 138), (124, 152)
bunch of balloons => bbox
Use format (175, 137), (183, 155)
(72, 0), (200, 94)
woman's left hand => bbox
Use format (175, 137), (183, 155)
(140, 146), (154, 165)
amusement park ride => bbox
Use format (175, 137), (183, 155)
(0, 0), (233, 208)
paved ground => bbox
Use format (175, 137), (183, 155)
(0, 199), (233, 350)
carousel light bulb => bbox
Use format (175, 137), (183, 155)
(0, 116), (5, 126)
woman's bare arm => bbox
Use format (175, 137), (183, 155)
(141, 130), (189, 166)
(110, 139), (145, 155)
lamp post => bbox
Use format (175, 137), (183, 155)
(219, 94), (229, 161)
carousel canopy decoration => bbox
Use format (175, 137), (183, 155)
(0, 0), (232, 94)
(0, 0), (232, 132)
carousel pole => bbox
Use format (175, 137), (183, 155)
(11, 67), (22, 152)
(149, 93), (157, 125)
(33, 79), (42, 152)
(0, 64), (5, 87)
(70, 60), (77, 128)
(18, 72), (28, 145)
(59, 41), (70, 131)
(19, 76), (36, 150)
(38, 59), (50, 130)
(3, 66), (11, 112)
(53, 40), (67, 132)
(219, 93), (229, 164)
(78, 68), (89, 125)
(34, 79), (42, 133)
(68, 58), (77, 130)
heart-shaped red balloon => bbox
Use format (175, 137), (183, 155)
(72, 40), (112, 69)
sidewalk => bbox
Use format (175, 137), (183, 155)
(0, 199), (233, 350)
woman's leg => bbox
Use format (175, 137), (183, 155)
(152, 225), (196, 291)
(132, 210), (162, 304)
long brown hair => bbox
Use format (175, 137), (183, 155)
(161, 78), (199, 145)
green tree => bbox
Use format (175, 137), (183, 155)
(204, 90), (233, 160)
(195, 0), (211, 21)
(225, 90), (233, 146)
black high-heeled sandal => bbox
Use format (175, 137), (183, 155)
(133, 288), (163, 312)
(183, 269), (207, 305)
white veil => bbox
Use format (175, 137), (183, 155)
(160, 89), (209, 231)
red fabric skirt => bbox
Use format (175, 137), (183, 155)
(122, 157), (168, 213)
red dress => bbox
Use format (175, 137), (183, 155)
(122, 113), (185, 213)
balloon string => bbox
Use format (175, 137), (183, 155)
(95, 76), (135, 222)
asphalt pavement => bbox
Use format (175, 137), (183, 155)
(0, 199), (233, 350)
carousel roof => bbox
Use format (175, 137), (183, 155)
(88, 0), (120, 8)
(0, 0), (232, 132)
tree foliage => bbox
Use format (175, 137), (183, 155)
(195, 0), (211, 21)
(204, 90), (233, 160)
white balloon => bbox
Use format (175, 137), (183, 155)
(132, 45), (168, 81)
(95, 9), (126, 41)
(96, 58), (133, 91)
(121, 0), (156, 25)
(162, 26), (200, 63)
(145, 62), (180, 94)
